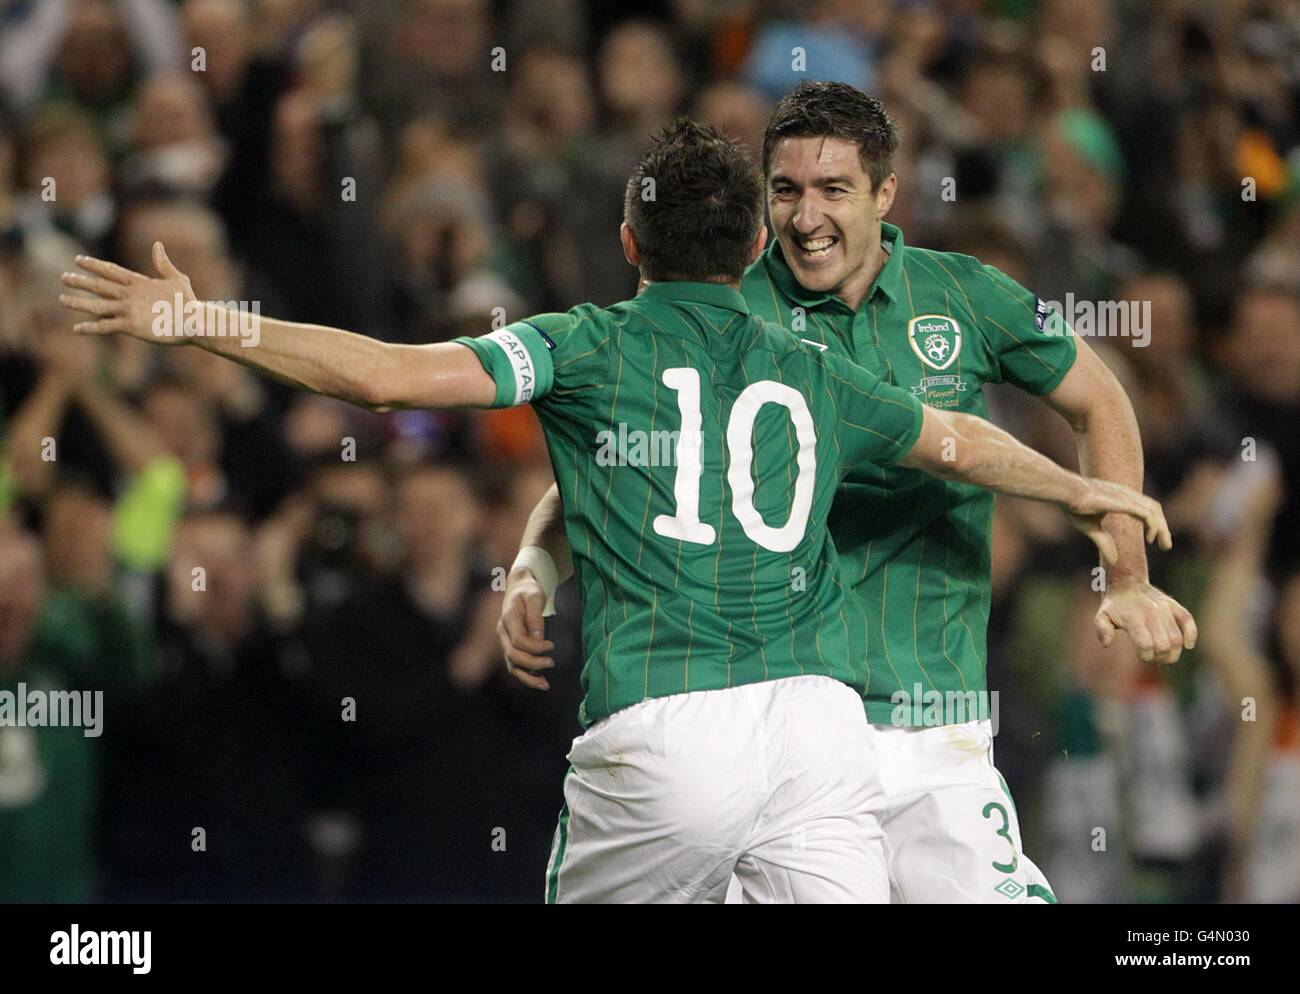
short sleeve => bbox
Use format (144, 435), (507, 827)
(977, 265), (1078, 396)
(452, 311), (598, 407)
(824, 352), (926, 469)
(452, 321), (556, 407)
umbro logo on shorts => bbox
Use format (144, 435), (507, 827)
(994, 879), (1025, 900)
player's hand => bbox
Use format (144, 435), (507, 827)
(1096, 579), (1197, 665)
(497, 567), (555, 690)
(59, 242), (196, 343)
(1065, 479), (1172, 565)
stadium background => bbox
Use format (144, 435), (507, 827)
(0, 0), (1298, 903)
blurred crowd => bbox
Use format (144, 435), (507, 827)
(0, 0), (1298, 903)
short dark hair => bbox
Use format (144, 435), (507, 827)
(624, 118), (763, 283)
(762, 82), (899, 190)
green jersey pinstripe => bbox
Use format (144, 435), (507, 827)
(742, 222), (1078, 723)
(456, 280), (924, 727)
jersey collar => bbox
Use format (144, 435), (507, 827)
(760, 221), (905, 309)
(638, 280), (750, 314)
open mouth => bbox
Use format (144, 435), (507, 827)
(793, 234), (839, 263)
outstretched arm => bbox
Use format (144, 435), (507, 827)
(60, 244), (495, 412)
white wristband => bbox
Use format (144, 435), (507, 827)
(511, 545), (558, 617)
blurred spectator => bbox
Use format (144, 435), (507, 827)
(1215, 285), (1300, 577)
(563, 19), (690, 305)
(119, 73), (226, 199)
(298, 460), (507, 899)
(16, 106), (115, 254)
(741, 0), (883, 103)
(351, 0), (503, 142)
(100, 506), (311, 900)
(1201, 455), (1300, 902)
(210, 14), (385, 334)
(0, 516), (153, 901)
(0, 0), (185, 148)
(693, 80), (770, 162)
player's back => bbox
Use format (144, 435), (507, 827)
(457, 281), (923, 727)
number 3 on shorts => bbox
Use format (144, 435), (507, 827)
(982, 801), (1019, 874)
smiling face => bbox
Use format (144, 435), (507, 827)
(767, 136), (896, 307)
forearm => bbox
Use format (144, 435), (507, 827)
(1045, 343), (1150, 582)
(182, 304), (399, 408)
(519, 484), (573, 584)
(1200, 530), (1269, 667)
(178, 304), (491, 410)
(1226, 692), (1276, 861)
(6, 373), (70, 496)
(506, 485), (572, 621)
(1198, 523), (1274, 858)
(919, 410), (1084, 506)
(1072, 393), (1148, 582)
(63, 251), (499, 410)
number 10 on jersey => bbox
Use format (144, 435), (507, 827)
(652, 367), (818, 554)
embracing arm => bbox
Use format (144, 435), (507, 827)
(899, 403), (1172, 562)
(498, 484), (572, 691)
(1040, 338), (1196, 663)
(499, 397), (1174, 690)
(1043, 341), (1146, 573)
(518, 484), (573, 586)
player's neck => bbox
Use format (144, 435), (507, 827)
(835, 233), (888, 312)
(639, 276), (742, 292)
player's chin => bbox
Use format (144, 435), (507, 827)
(788, 254), (844, 289)
(780, 246), (842, 280)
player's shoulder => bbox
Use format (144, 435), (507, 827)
(900, 243), (991, 284)
(899, 245), (1033, 326)
(742, 315), (865, 381)
(513, 303), (612, 351)
(741, 313), (815, 356)
(520, 302), (604, 335)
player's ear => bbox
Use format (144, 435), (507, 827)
(620, 222), (640, 268)
(874, 173), (897, 220)
(748, 224), (768, 263)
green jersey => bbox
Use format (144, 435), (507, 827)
(743, 223), (1078, 723)
(456, 281), (924, 727)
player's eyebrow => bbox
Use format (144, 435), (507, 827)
(769, 172), (858, 190)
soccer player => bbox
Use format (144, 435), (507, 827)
(500, 86), (1199, 903)
(61, 120), (1169, 904)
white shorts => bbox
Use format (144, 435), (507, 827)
(545, 675), (890, 904)
(722, 718), (1054, 904)
(873, 719), (1054, 903)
